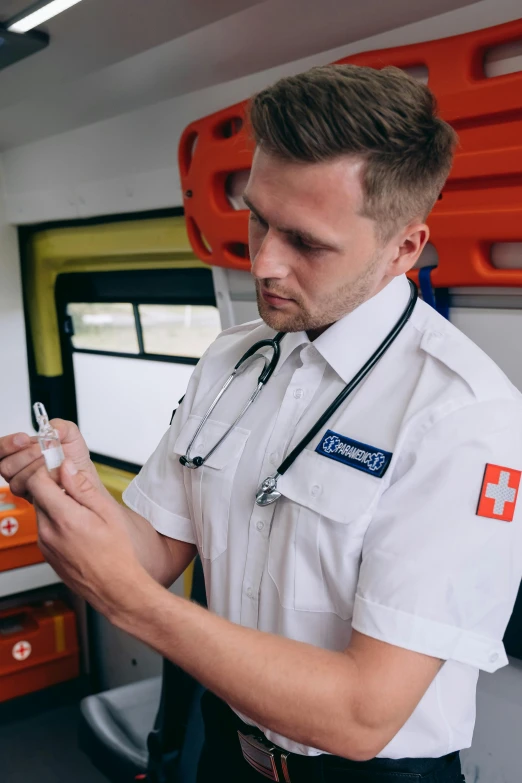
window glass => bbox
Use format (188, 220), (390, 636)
(73, 353), (194, 464)
(68, 303), (139, 353)
(139, 304), (221, 358)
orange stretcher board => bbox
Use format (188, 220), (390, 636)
(178, 18), (522, 287)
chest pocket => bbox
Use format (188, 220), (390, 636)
(268, 448), (382, 620)
(173, 415), (250, 561)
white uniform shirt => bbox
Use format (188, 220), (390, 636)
(123, 274), (522, 759)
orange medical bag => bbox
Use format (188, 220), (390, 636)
(0, 599), (79, 702)
(0, 486), (44, 572)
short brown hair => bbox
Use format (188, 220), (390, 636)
(249, 64), (458, 239)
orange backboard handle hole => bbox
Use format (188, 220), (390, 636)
(188, 217), (212, 261)
(226, 242), (249, 260)
(213, 116), (244, 140)
(179, 131), (199, 178)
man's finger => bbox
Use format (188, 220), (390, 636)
(58, 460), (118, 519)
(0, 443), (42, 482)
(50, 419), (82, 445)
(0, 432), (31, 460)
(26, 465), (89, 525)
(35, 504), (55, 548)
(50, 420), (93, 473)
(7, 455), (46, 501)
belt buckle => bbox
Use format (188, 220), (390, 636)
(238, 731), (291, 782)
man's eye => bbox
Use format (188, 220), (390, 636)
(293, 237), (320, 254)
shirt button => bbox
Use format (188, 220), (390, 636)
(293, 389), (304, 399)
(311, 484), (322, 498)
(246, 587), (254, 599)
(269, 452), (279, 465)
(489, 652), (499, 663)
(256, 521), (264, 531)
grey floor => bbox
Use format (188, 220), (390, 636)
(0, 681), (109, 783)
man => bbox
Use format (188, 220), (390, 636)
(2, 65), (522, 783)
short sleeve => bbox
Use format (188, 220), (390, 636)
(352, 399), (522, 673)
(122, 362), (204, 544)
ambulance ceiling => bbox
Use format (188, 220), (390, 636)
(0, 0), (482, 150)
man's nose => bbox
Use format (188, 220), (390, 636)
(251, 233), (289, 281)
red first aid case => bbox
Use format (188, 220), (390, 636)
(0, 599), (79, 702)
(0, 487), (44, 572)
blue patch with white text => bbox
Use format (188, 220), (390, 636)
(315, 430), (392, 478)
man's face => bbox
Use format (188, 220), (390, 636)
(244, 148), (423, 336)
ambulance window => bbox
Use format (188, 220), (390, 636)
(68, 303), (139, 353)
(56, 267), (219, 470)
(138, 304), (221, 358)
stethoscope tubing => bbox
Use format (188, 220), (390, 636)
(275, 277), (418, 478)
(181, 335), (285, 468)
(235, 332), (285, 384)
(180, 278), (418, 481)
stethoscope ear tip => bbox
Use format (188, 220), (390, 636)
(179, 455), (204, 469)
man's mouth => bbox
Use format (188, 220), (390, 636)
(260, 288), (293, 306)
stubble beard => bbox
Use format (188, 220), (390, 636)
(255, 254), (383, 334)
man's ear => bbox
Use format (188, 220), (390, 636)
(388, 222), (430, 276)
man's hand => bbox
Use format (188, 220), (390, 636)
(0, 419), (102, 501)
(1, 419), (196, 588)
(26, 459), (152, 620)
(17, 454), (442, 761)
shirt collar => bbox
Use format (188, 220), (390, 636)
(269, 274), (412, 382)
(273, 329), (310, 373)
(312, 275), (412, 384)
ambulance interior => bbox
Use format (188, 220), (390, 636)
(0, 0), (522, 781)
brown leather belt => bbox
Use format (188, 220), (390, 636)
(238, 730), (292, 782)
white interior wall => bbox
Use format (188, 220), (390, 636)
(1, 0), (521, 224)
(0, 163), (59, 594)
(73, 352), (195, 465)
(0, 164), (32, 438)
(212, 267), (258, 329)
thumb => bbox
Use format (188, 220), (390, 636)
(51, 419), (92, 471)
(59, 459), (115, 517)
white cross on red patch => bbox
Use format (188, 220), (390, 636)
(12, 641), (32, 661)
(477, 464), (521, 522)
(0, 517), (18, 537)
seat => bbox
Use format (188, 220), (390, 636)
(79, 557), (207, 783)
(79, 676), (162, 781)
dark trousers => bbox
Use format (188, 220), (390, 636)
(197, 691), (466, 783)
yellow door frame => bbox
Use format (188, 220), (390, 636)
(25, 215), (203, 596)
(26, 216), (206, 378)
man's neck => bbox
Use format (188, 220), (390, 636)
(306, 323), (333, 341)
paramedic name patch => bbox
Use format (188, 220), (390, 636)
(477, 463), (521, 522)
(315, 430), (392, 478)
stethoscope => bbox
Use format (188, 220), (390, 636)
(180, 278), (418, 506)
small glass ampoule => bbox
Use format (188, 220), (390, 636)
(33, 402), (65, 471)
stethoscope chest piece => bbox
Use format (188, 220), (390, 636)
(255, 474), (281, 506)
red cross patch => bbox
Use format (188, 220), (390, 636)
(0, 517), (18, 537)
(12, 641), (32, 662)
(477, 464), (521, 522)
